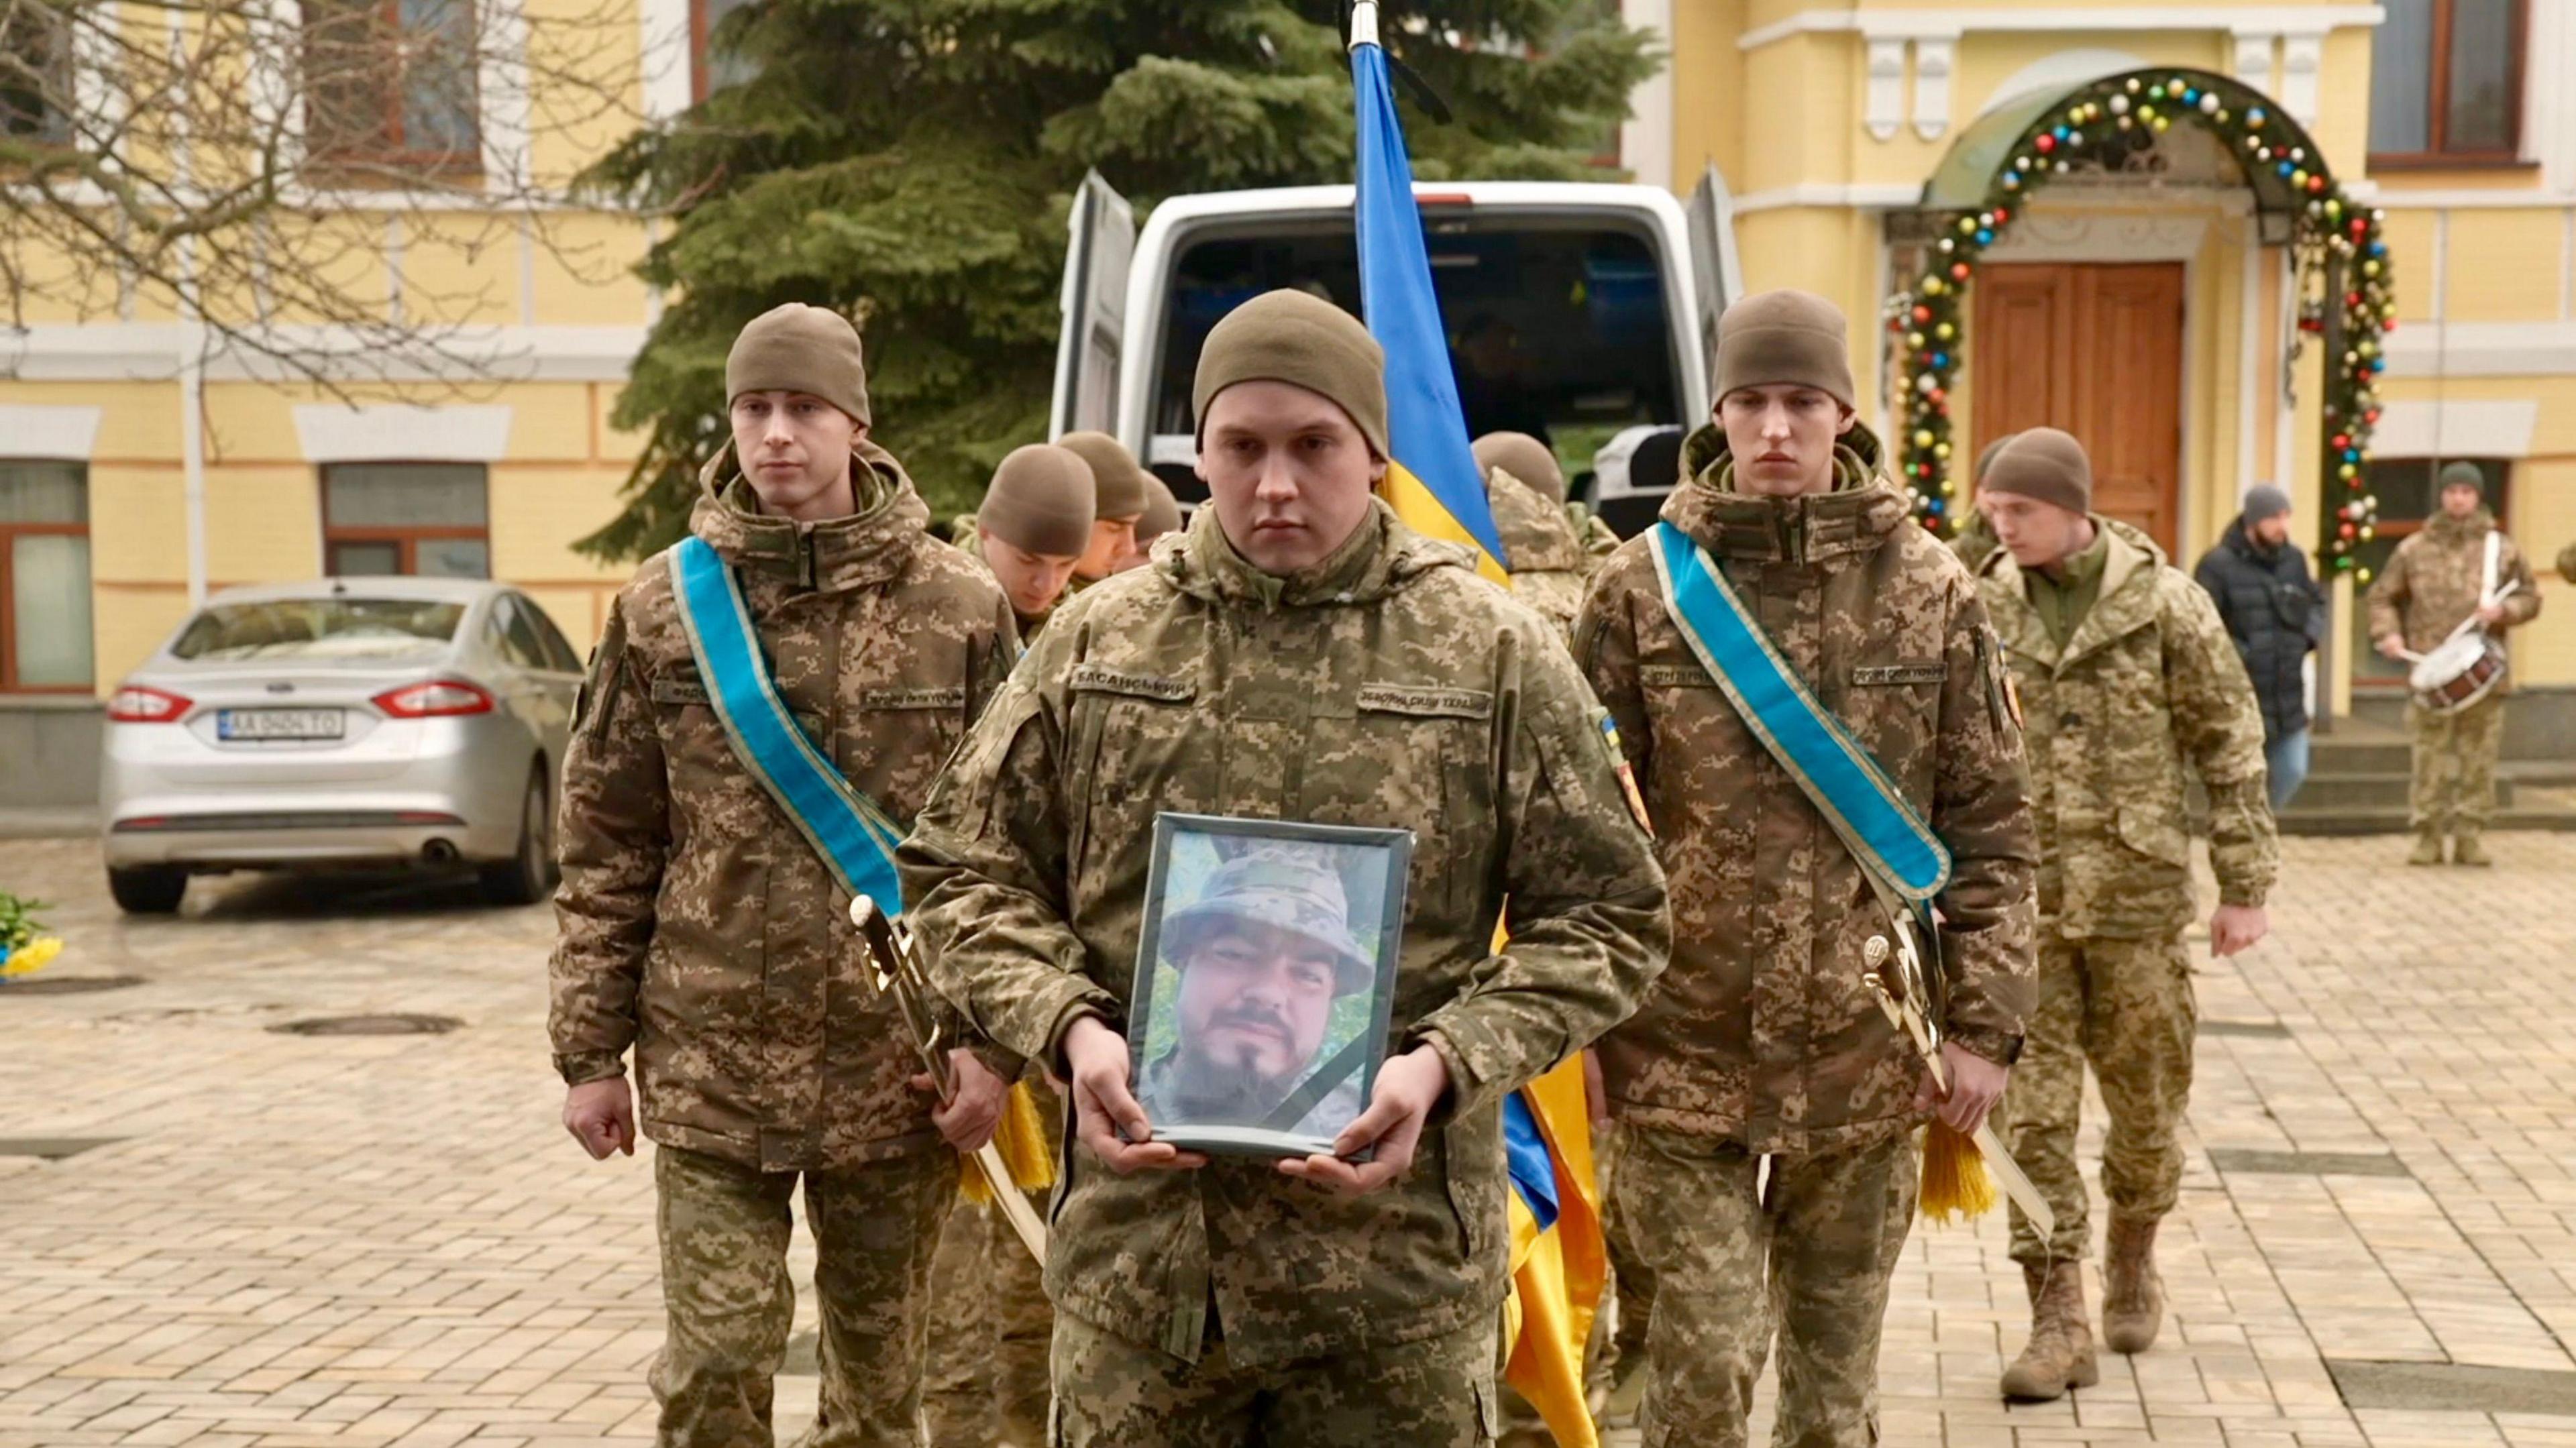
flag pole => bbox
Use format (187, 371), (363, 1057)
(1348, 0), (1378, 51)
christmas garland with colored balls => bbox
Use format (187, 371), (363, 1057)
(1886, 68), (2396, 579)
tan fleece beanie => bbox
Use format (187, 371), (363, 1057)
(979, 445), (1097, 557)
(1715, 289), (1856, 410)
(727, 304), (870, 425)
(1980, 427), (2093, 515)
(1974, 431), (2021, 483)
(1057, 431), (1152, 521)
(1472, 431), (1566, 505)
(1191, 290), (1389, 457)
(1136, 476), (1183, 543)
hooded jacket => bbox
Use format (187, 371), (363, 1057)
(549, 442), (1019, 1170)
(1980, 518), (2277, 940)
(1487, 465), (1593, 641)
(2365, 507), (2542, 689)
(899, 499), (1669, 1369)
(2193, 516), (2323, 740)
(1576, 422), (2037, 1155)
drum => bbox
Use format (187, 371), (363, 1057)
(2409, 630), (2508, 713)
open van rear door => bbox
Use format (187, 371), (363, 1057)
(1686, 164), (1746, 388)
(1049, 170), (1135, 439)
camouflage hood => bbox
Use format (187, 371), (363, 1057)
(1158, 495), (1468, 612)
(2421, 504), (2498, 546)
(1980, 516), (2169, 668)
(689, 439), (935, 594)
(1662, 419), (1913, 564)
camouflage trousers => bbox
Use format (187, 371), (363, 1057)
(1049, 1311), (1501, 1447)
(924, 1190), (1055, 1447)
(651, 1144), (954, 1448)
(2004, 932), (2196, 1266)
(2408, 694), (2506, 832)
(1615, 1125), (1919, 1448)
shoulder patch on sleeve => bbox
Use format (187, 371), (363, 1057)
(1597, 710), (1654, 836)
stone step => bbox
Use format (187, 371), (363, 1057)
(2287, 773), (2517, 812)
(2279, 805), (2576, 836)
(2310, 738), (2412, 774)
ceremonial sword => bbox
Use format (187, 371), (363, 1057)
(1860, 923), (2055, 1240)
(849, 895), (1049, 1266)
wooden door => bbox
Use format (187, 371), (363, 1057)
(1970, 262), (2185, 554)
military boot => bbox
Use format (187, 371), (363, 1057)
(2407, 829), (2446, 867)
(2452, 832), (2493, 867)
(2101, 1214), (2166, 1353)
(2000, 1262), (2099, 1401)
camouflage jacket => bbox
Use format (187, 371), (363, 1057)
(899, 500), (1670, 1366)
(1978, 518), (2278, 940)
(1575, 423), (2037, 1156)
(2365, 508), (2542, 685)
(549, 445), (1018, 1172)
(1488, 467), (1591, 641)
(1567, 502), (1622, 565)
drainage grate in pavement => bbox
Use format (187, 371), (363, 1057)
(2329, 1359), (2576, 1416)
(0, 1138), (124, 1160)
(268, 1013), (463, 1037)
(2200, 1017), (2293, 1038)
(2208, 1148), (2412, 1178)
(0, 975), (146, 996)
(782, 1331), (818, 1377)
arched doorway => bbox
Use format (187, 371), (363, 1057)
(1884, 67), (2394, 583)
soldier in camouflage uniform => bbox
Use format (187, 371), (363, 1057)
(550, 304), (1021, 1448)
(1973, 428), (2279, 1401)
(1059, 431), (1155, 585)
(1472, 432), (1592, 640)
(1128, 476), (1185, 567)
(951, 443), (1097, 639)
(1576, 290), (2038, 1448)
(1946, 432), (2018, 573)
(900, 289), (1672, 1447)
(2365, 462), (2542, 867)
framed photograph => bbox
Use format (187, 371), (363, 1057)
(1127, 813), (1411, 1160)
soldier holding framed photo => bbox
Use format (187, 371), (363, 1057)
(899, 289), (1670, 1447)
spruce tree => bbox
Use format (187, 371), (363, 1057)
(578, 1), (1656, 559)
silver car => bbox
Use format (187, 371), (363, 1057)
(99, 578), (586, 913)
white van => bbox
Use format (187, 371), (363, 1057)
(1049, 169), (1747, 535)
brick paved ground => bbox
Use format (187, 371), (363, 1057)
(1, 835), (2570, 1447)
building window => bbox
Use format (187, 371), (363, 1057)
(2350, 457), (2510, 684)
(302, 0), (482, 170)
(0, 461), (94, 692)
(690, 0), (756, 100)
(323, 463), (490, 578)
(1, 3), (71, 145)
(2369, 0), (2526, 164)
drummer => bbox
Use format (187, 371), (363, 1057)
(2367, 463), (2543, 868)
(1973, 429), (2278, 1398)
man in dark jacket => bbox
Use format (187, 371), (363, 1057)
(2194, 484), (2322, 810)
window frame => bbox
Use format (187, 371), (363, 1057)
(320, 461), (492, 579)
(0, 459), (94, 695)
(0, 1), (74, 149)
(2368, 0), (2530, 170)
(299, 0), (485, 174)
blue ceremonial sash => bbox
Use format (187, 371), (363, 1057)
(669, 536), (910, 915)
(1648, 522), (1949, 909)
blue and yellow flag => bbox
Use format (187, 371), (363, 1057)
(1349, 9), (1509, 582)
(1499, 1058), (1609, 1448)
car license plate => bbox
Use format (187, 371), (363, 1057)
(217, 708), (345, 741)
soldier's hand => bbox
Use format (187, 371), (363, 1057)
(922, 1049), (1008, 1152)
(563, 1076), (636, 1160)
(1279, 1045), (1450, 1196)
(2209, 903), (2269, 958)
(1915, 1044), (2006, 1137)
(2375, 634), (2409, 661)
(1063, 1016), (1207, 1175)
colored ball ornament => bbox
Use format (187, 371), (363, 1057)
(2291, 168), (2308, 187)
(1915, 429), (1935, 448)
(2127, 77), (2141, 93)
(2290, 146), (2305, 162)
(1992, 206), (2010, 222)
(2363, 260), (2381, 277)
(2359, 567), (2373, 583)
(2247, 105), (2266, 125)
(2151, 115), (2170, 133)
(1923, 276), (1945, 295)
(1917, 374), (1939, 394)
(1957, 216), (1977, 234)
(1938, 238), (1955, 254)
(1935, 442), (1952, 460)
(2110, 94), (2130, 115)
(2004, 172), (2023, 189)
(2138, 105), (2157, 123)
(2199, 93), (2220, 115)
(1950, 263), (1971, 282)
(2361, 526), (2375, 542)
(1933, 351), (1951, 369)
(2037, 135), (2057, 154)
(2340, 522), (2356, 539)
(2118, 115), (2135, 131)
(1909, 331), (1926, 347)
(1935, 323), (1955, 341)
(1913, 304), (1933, 323)
(2149, 85), (2166, 101)
(2308, 175), (2327, 194)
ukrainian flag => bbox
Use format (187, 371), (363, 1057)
(1348, 3), (1509, 583)
(1500, 1058), (1609, 1448)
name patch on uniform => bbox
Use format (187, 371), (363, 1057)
(1069, 665), (1194, 702)
(862, 685), (968, 712)
(1638, 663), (1716, 688)
(650, 674), (710, 706)
(1851, 663), (1946, 686)
(1357, 683), (1493, 720)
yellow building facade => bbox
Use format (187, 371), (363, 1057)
(0, 0), (734, 803)
(1620, 0), (2575, 742)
